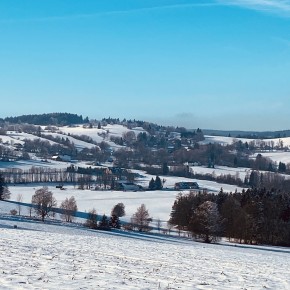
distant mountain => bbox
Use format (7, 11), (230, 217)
(202, 129), (290, 139)
(2, 113), (89, 126)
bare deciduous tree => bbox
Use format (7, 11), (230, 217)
(156, 218), (162, 233)
(85, 208), (98, 229)
(28, 206), (33, 218)
(31, 187), (57, 221)
(16, 193), (23, 216)
(167, 221), (174, 235)
(131, 204), (151, 232)
(60, 196), (78, 222)
(122, 131), (136, 146)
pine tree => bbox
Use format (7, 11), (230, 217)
(190, 201), (222, 243)
(0, 174), (10, 200)
(111, 203), (125, 217)
(149, 178), (155, 190)
(278, 162), (286, 172)
(155, 176), (163, 190)
(99, 214), (110, 230)
(162, 162), (169, 175)
(110, 214), (121, 229)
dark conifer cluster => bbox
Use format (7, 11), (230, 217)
(148, 176), (163, 190)
(4, 113), (88, 126)
(170, 189), (290, 246)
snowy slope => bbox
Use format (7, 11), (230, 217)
(253, 151), (290, 164)
(189, 165), (250, 180)
(201, 135), (254, 145)
(202, 135), (290, 148)
(58, 124), (147, 149)
(41, 132), (98, 150)
(6, 132), (58, 145)
(1, 124), (145, 152)
(0, 213), (289, 290)
(0, 159), (72, 170)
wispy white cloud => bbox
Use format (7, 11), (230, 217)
(217, 0), (290, 15)
(0, 2), (218, 24)
(2, 0), (290, 24)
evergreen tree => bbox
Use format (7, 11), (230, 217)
(0, 174), (10, 200)
(155, 176), (163, 190)
(162, 162), (169, 175)
(268, 162), (274, 172)
(149, 178), (155, 190)
(221, 196), (242, 241)
(111, 203), (125, 217)
(233, 156), (238, 167)
(278, 162), (286, 172)
(110, 214), (121, 229)
(190, 201), (222, 243)
(99, 214), (110, 230)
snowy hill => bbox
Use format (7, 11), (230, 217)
(58, 124), (147, 149)
(203, 134), (290, 148)
(0, 209), (289, 290)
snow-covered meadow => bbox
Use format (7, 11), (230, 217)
(6, 168), (245, 223)
(0, 206), (289, 290)
(253, 151), (290, 164)
(203, 135), (290, 148)
(1, 126), (290, 289)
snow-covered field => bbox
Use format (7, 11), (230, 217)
(5, 132), (58, 146)
(203, 135), (290, 148)
(0, 206), (289, 290)
(0, 124), (147, 152)
(201, 135), (255, 146)
(190, 165), (251, 180)
(1, 127), (290, 289)
(41, 132), (98, 150)
(7, 169), (245, 223)
(59, 124), (145, 140)
(203, 134), (290, 164)
(58, 124), (146, 149)
(253, 151), (290, 164)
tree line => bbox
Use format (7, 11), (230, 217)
(0, 167), (135, 190)
(169, 188), (290, 246)
(2, 113), (88, 126)
(3, 182), (152, 234)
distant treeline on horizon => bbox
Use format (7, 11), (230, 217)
(0, 113), (89, 126)
(1, 112), (290, 138)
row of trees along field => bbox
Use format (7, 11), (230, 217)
(0, 167), (135, 190)
(1, 178), (152, 233)
(169, 189), (290, 246)
(1, 184), (126, 228)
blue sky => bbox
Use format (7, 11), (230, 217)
(0, 0), (290, 130)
